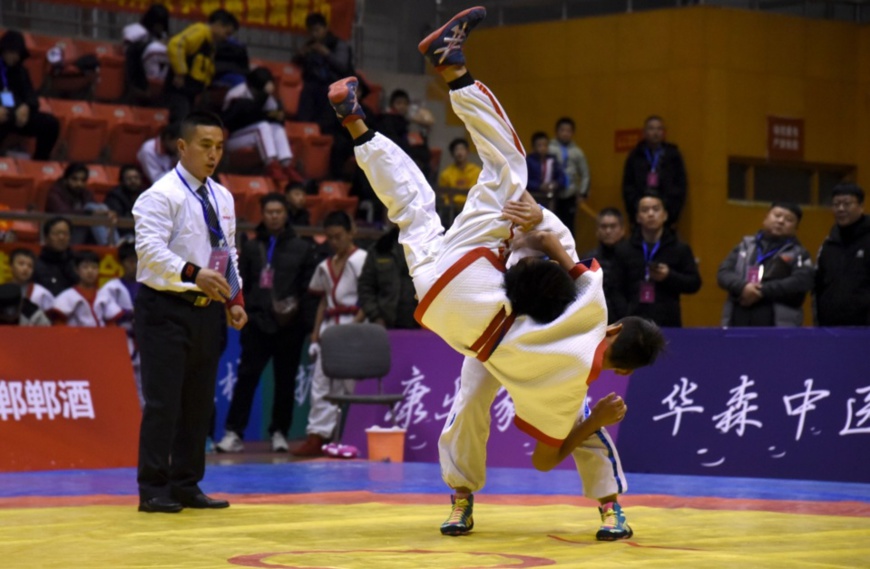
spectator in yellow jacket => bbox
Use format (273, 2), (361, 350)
(437, 137), (481, 212)
(165, 9), (238, 121)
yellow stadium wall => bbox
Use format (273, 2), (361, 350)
(456, 5), (870, 326)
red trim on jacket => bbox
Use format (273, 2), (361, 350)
(514, 415), (563, 448)
(569, 258), (601, 280)
(476, 313), (517, 362)
(586, 338), (608, 386)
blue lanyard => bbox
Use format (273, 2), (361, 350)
(266, 236), (277, 266)
(644, 146), (663, 172)
(643, 240), (661, 280)
(175, 168), (226, 246)
(755, 233), (791, 265)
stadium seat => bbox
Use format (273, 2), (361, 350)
(318, 180), (351, 199)
(21, 33), (47, 91)
(91, 103), (152, 165)
(218, 174), (276, 224)
(31, 35), (96, 97)
(0, 173), (36, 211)
(277, 63), (303, 117)
(43, 98), (109, 163)
(305, 194), (328, 226)
(75, 39), (126, 101)
(323, 196), (359, 222)
(286, 122), (334, 180)
(0, 158), (19, 175)
(358, 71), (383, 113)
(130, 106), (170, 138)
(85, 164), (116, 202)
(16, 160), (64, 210)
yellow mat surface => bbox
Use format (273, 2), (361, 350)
(2, 503), (868, 568)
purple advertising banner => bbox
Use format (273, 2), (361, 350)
(341, 330), (629, 470)
(617, 328), (870, 483)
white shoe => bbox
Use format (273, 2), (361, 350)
(216, 431), (244, 453)
(271, 431), (289, 453)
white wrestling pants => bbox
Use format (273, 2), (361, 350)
(354, 81), (527, 300)
(226, 121), (293, 163)
(439, 357), (628, 500)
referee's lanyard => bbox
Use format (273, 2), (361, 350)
(175, 168), (230, 274)
(0, 63), (16, 108)
(644, 146), (663, 188)
(260, 236), (277, 289)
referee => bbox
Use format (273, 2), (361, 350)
(133, 110), (248, 513)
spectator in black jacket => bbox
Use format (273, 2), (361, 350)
(583, 207), (627, 323)
(285, 182), (311, 227)
(614, 193), (701, 327)
(718, 203), (814, 327)
(33, 216), (78, 296)
(816, 184), (870, 326)
(622, 116), (687, 226)
(358, 226), (419, 329)
(105, 164), (146, 238)
(0, 30), (60, 160)
(216, 193), (317, 454)
(376, 89), (433, 180)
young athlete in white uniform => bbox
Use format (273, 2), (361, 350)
(51, 250), (116, 326)
(327, 5), (666, 536)
(293, 211), (368, 457)
(8, 248), (55, 312)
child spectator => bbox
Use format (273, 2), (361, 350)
(95, 243), (142, 405)
(0, 283), (50, 326)
(138, 122), (180, 185)
(8, 247), (54, 312)
(292, 211), (367, 457)
(549, 117), (591, 230)
(49, 250), (106, 326)
(223, 67), (302, 183)
(526, 131), (564, 209)
(285, 182), (311, 227)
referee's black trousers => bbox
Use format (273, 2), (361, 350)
(135, 286), (223, 501)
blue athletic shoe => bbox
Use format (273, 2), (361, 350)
(440, 494), (474, 536)
(418, 6), (487, 70)
(596, 501), (633, 541)
(327, 76), (366, 126)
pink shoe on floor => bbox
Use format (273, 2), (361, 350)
(322, 442), (359, 459)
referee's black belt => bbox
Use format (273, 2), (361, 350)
(159, 288), (213, 307)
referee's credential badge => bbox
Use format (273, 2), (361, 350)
(209, 249), (229, 274)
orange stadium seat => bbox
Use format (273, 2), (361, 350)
(0, 173), (36, 211)
(305, 194), (328, 226)
(43, 98), (109, 163)
(0, 157), (19, 175)
(16, 160), (64, 210)
(85, 164), (116, 202)
(218, 174), (275, 224)
(21, 33), (47, 91)
(130, 106), (170, 138)
(278, 63), (303, 117)
(318, 180), (351, 199)
(75, 39), (126, 101)
(323, 196), (359, 221)
(91, 103), (152, 165)
(358, 71), (383, 113)
(286, 122), (333, 180)
(31, 36), (96, 96)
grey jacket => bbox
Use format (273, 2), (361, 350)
(717, 234), (814, 327)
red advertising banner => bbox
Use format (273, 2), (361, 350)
(0, 327), (141, 472)
(768, 116), (804, 161)
(614, 128), (644, 153)
(47, 0), (355, 38)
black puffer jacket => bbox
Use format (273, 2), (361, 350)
(357, 227), (419, 329)
(815, 215), (870, 326)
(34, 246), (79, 296)
(622, 140), (688, 224)
(0, 31), (39, 114)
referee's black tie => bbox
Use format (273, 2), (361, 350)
(197, 185), (241, 300)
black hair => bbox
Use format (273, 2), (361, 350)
(503, 259), (577, 324)
(285, 181), (306, 193)
(598, 207), (624, 221)
(118, 242), (137, 262)
(531, 131), (549, 146)
(306, 12), (328, 28)
(832, 183), (865, 205)
(449, 138), (469, 154)
(770, 201), (803, 222)
(119, 164), (143, 182)
(323, 210), (352, 231)
(644, 115), (663, 125)
(608, 317), (667, 370)
(260, 192), (288, 211)
(246, 67), (274, 91)
(43, 216), (72, 237)
(161, 121), (181, 140)
(0, 30), (30, 60)
(208, 9), (240, 30)
(555, 117), (575, 130)
(9, 247), (35, 264)
(140, 4), (170, 36)
(636, 191), (665, 210)
(74, 250), (101, 267)
(390, 89), (410, 106)
(180, 110), (224, 140)
(63, 162), (89, 181)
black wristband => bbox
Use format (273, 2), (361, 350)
(181, 262), (201, 283)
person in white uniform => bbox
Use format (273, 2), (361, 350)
(293, 211), (368, 457)
(326, 5), (666, 536)
(50, 250), (109, 326)
(8, 248), (54, 312)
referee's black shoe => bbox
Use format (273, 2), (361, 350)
(176, 493), (230, 509)
(138, 497), (183, 513)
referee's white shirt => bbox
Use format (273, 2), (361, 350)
(133, 163), (241, 294)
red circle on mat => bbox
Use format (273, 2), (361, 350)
(227, 549), (556, 568)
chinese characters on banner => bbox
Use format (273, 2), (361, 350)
(619, 329), (870, 483)
(767, 116), (804, 160)
(46, 0), (355, 38)
(0, 380), (95, 421)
